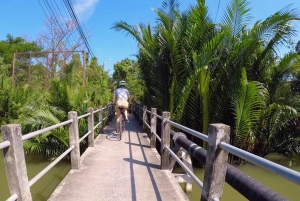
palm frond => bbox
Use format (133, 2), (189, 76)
(220, 0), (252, 37)
(233, 68), (268, 148)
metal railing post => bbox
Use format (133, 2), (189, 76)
(201, 123), (230, 201)
(99, 105), (103, 133)
(1, 124), (32, 200)
(161, 111), (170, 170)
(143, 105), (147, 130)
(68, 111), (80, 169)
(88, 107), (94, 147)
(150, 108), (157, 148)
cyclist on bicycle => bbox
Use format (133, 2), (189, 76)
(113, 80), (130, 133)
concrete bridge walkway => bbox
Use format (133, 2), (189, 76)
(48, 113), (189, 201)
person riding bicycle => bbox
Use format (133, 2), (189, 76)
(113, 80), (130, 133)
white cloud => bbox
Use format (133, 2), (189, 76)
(73, 0), (100, 21)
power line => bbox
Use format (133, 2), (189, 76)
(44, 0), (73, 50)
(63, 0), (94, 57)
(39, 0), (76, 50)
(71, 0), (97, 57)
(52, 0), (81, 50)
(38, 0), (95, 57)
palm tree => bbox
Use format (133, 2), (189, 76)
(20, 80), (90, 158)
(252, 53), (300, 159)
(232, 68), (268, 151)
(113, 0), (300, 161)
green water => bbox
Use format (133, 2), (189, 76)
(0, 152), (299, 200)
(184, 154), (300, 201)
(0, 154), (70, 201)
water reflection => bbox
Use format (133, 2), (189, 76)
(1, 152), (299, 200)
(183, 154), (300, 201)
(0, 154), (70, 201)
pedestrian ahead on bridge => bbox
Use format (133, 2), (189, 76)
(113, 80), (131, 133)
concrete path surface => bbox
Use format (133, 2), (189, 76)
(48, 113), (189, 201)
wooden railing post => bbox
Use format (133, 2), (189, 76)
(1, 124), (32, 201)
(161, 111), (170, 170)
(88, 107), (94, 147)
(201, 123), (230, 201)
(143, 105), (147, 130)
(99, 105), (103, 133)
(68, 111), (80, 169)
(150, 108), (157, 148)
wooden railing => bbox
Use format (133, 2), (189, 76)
(131, 103), (300, 201)
(0, 104), (114, 201)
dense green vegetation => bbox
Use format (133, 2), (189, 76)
(0, 34), (112, 158)
(113, 0), (300, 164)
(112, 58), (145, 103)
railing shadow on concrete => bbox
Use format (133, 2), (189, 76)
(0, 104), (115, 201)
(131, 103), (300, 201)
(123, 130), (162, 201)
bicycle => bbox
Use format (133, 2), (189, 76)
(117, 106), (126, 140)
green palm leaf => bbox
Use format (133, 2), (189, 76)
(220, 0), (252, 37)
(233, 68), (268, 148)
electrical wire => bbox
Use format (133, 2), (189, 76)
(53, 0), (81, 50)
(38, 0), (95, 57)
(71, 0), (97, 57)
(64, 0), (94, 56)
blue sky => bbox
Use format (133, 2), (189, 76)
(1, 0), (300, 75)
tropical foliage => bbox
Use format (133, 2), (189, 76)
(113, 0), (300, 163)
(18, 56), (111, 159)
(0, 34), (112, 159)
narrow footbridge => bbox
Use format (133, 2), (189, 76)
(48, 113), (188, 201)
(1, 104), (300, 201)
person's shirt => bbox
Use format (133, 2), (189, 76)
(115, 87), (130, 101)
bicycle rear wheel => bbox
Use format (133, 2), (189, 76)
(119, 114), (123, 140)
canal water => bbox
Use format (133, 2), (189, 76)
(0, 154), (70, 201)
(0, 153), (299, 200)
(184, 154), (300, 201)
